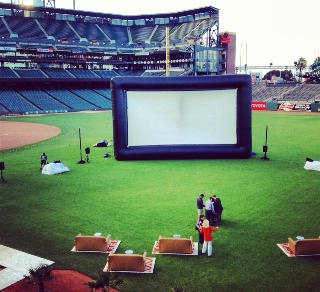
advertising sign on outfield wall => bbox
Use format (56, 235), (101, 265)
(252, 101), (266, 110)
(279, 102), (311, 111)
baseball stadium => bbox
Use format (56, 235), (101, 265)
(0, 1), (319, 292)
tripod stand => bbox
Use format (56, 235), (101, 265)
(0, 169), (6, 183)
(261, 125), (269, 160)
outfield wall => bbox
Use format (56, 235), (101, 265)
(252, 101), (320, 112)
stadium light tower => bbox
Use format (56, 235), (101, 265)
(44, 0), (55, 8)
(165, 27), (170, 77)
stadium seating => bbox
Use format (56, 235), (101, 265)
(0, 3), (319, 115)
(66, 69), (100, 79)
(0, 89), (39, 113)
(70, 21), (108, 42)
(0, 106), (7, 113)
(92, 88), (112, 99)
(38, 19), (78, 40)
(252, 83), (320, 102)
(18, 89), (70, 112)
(93, 70), (119, 79)
(4, 16), (45, 39)
(14, 69), (48, 79)
(44, 88), (97, 111)
(114, 69), (144, 76)
(69, 88), (112, 109)
(42, 68), (76, 79)
(0, 67), (19, 78)
(281, 84), (320, 102)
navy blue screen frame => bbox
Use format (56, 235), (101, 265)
(111, 75), (252, 160)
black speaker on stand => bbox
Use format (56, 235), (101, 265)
(85, 147), (90, 163)
(0, 161), (6, 183)
(261, 126), (269, 160)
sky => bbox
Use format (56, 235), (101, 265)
(2, 0), (320, 68)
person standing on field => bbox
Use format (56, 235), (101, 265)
(212, 194), (223, 225)
(40, 152), (48, 170)
(197, 194), (205, 217)
(200, 219), (219, 256)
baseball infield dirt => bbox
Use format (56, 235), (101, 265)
(0, 121), (61, 150)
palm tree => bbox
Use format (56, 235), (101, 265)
(84, 272), (123, 292)
(313, 56), (320, 63)
(25, 264), (54, 292)
(294, 57), (307, 74)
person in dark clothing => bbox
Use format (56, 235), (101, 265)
(197, 194), (205, 217)
(40, 152), (48, 170)
(212, 194), (223, 225)
(195, 214), (205, 245)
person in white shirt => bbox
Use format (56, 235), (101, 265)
(205, 197), (215, 225)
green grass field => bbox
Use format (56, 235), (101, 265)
(0, 111), (319, 292)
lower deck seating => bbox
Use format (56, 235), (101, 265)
(0, 89), (39, 113)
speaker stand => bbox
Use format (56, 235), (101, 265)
(261, 144), (269, 160)
(0, 170), (6, 183)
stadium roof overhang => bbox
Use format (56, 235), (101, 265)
(0, 3), (218, 22)
(0, 3), (220, 56)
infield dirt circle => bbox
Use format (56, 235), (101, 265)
(0, 121), (61, 150)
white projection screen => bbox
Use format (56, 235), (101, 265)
(111, 75), (252, 160)
(127, 90), (237, 146)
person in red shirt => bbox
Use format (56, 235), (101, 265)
(200, 219), (219, 256)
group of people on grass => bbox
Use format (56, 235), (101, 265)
(195, 194), (223, 256)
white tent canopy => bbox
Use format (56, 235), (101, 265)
(42, 162), (70, 175)
(304, 161), (320, 171)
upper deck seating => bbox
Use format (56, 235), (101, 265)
(98, 23), (128, 44)
(69, 21), (109, 41)
(38, 19), (78, 40)
(4, 16), (45, 39)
